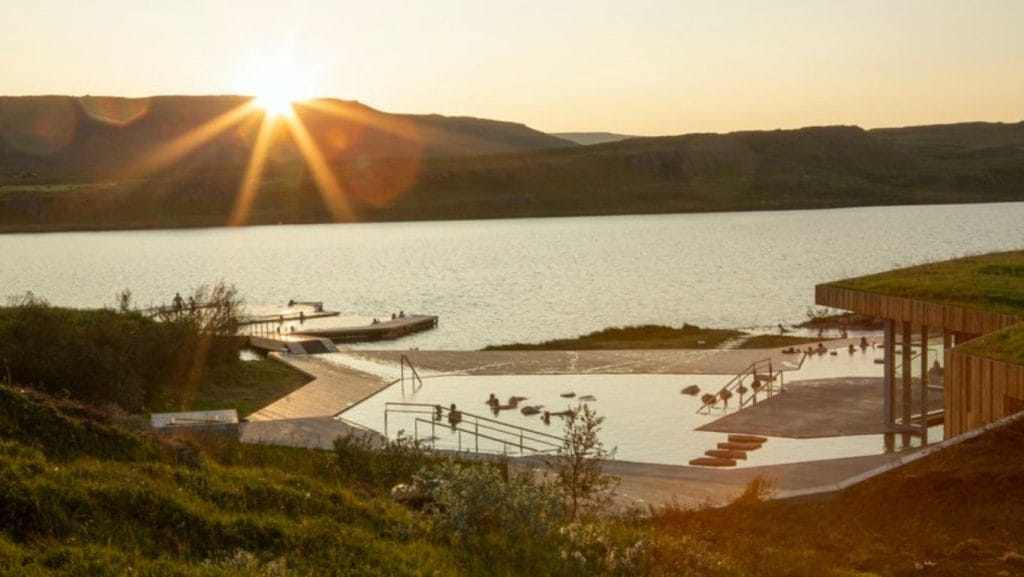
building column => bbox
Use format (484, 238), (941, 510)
(920, 324), (929, 444)
(883, 319), (896, 426)
(902, 321), (913, 427)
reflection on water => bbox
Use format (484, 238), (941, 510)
(2, 202), (1023, 350)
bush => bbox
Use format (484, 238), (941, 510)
(333, 432), (432, 487)
(551, 403), (618, 521)
(414, 459), (561, 543)
(0, 283), (244, 412)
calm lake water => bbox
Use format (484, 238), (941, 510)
(2, 202), (1023, 350)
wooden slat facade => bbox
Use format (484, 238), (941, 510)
(816, 283), (1024, 439)
(815, 285), (1022, 335)
(946, 350), (1024, 437)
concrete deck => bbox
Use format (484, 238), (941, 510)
(358, 346), (814, 376)
(240, 342), (942, 508)
(241, 416), (382, 450)
(606, 452), (906, 508)
(246, 354), (391, 422)
(698, 377), (945, 438)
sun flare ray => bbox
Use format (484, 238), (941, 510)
(227, 115), (277, 227)
(140, 101), (258, 173)
(283, 114), (355, 222)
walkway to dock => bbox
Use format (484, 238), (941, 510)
(246, 354), (392, 422)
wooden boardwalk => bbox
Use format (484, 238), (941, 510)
(246, 355), (392, 422)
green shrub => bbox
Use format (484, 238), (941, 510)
(333, 432), (433, 487)
(0, 283), (244, 412)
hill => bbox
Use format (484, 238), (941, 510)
(1, 102), (1023, 232)
(552, 132), (637, 145)
(0, 95), (575, 171)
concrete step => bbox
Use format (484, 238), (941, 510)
(728, 434), (768, 444)
(689, 456), (737, 467)
(705, 449), (747, 460)
(717, 441), (763, 451)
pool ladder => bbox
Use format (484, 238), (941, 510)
(399, 354), (424, 394)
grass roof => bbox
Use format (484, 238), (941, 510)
(828, 250), (1024, 318)
(828, 250), (1024, 365)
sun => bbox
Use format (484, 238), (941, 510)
(254, 90), (298, 118)
(237, 58), (314, 118)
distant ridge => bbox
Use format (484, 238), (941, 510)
(0, 95), (577, 170)
(0, 103), (1022, 232)
(553, 132), (636, 145)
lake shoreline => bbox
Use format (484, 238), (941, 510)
(2, 197), (1022, 236)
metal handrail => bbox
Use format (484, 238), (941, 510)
(400, 355), (424, 393)
(697, 358), (782, 414)
(412, 418), (561, 455)
(384, 401), (564, 455)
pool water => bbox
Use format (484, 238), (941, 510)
(338, 346), (915, 467)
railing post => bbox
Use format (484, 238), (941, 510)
(384, 408), (389, 437)
(475, 421), (480, 453)
(520, 430), (524, 455)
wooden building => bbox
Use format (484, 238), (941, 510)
(815, 251), (1024, 440)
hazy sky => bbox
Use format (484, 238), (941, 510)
(3, 0), (1022, 135)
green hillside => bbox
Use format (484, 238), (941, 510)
(4, 379), (1024, 576)
(0, 96), (1023, 232)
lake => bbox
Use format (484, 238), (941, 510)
(2, 202), (1023, 350)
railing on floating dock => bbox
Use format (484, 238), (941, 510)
(383, 402), (563, 456)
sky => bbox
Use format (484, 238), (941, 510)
(2, 0), (1022, 135)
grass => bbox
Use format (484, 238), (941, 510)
(653, 416), (1024, 577)
(4, 381), (1024, 575)
(957, 324), (1024, 366)
(738, 334), (823, 349)
(829, 250), (1024, 317)
(170, 356), (311, 418)
(828, 250), (1024, 365)
(483, 324), (744, 351)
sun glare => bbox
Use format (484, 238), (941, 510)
(238, 58), (313, 119)
(254, 91), (297, 118)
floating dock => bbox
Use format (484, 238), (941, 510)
(297, 314), (439, 343)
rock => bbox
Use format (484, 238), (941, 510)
(390, 483), (432, 510)
(681, 385), (700, 396)
(560, 392), (576, 398)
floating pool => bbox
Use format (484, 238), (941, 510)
(337, 347), (911, 467)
